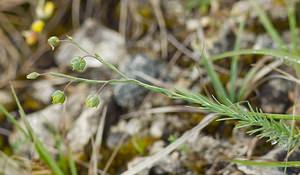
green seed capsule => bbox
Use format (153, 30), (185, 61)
(26, 72), (40, 79)
(71, 56), (86, 72)
(51, 90), (66, 104)
(85, 95), (100, 108)
(48, 36), (60, 50)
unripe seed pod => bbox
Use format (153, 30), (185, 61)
(71, 56), (86, 72)
(51, 90), (66, 104)
(48, 36), (60, 50)
(85, 95), (100, 108)
(26, 72), (40, 80)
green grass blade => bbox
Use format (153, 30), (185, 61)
(232, 159), (300, 167)
(10, 86), (35, 140)
(34, 139), (64, 175)
(10, 85), (64, 175)
(286, 3), (299, 167)
(211, 48), (300, 64)
(250, 0), (285, 48)
(287, 2), (298, 53)
(287, 1), (300, 76)
(260, 113), (300, 120)
(0, 105), (28, 137)
(237, 63), (262, 100)
(211, 48), (299, 100)
(68, 151), (78, 175)
(229, 19), (245, 102)
(202, 55), (230, 105)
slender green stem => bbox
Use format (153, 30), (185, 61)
(65, 37), (128, 79)
(287, 2), (298, 54)
(68, 150), (78, 175)
(94, 54), (128, 79)
(10, 85), (34, 140)
(10, 85), (64, 175)
(48, 72), (108, 84)
(0, 105), (28, 137)
(211, 49), (300, 63)
(233, 159), (300, 167)
(229, 19), (245, 102)
(46, 72), (300, 121)
(237, 62), (263, 101)
(65, 36), (90, 55)
(250, 0), (285, 48)
(202, 54), (230, 105)
(287, 1), (300, 76)
(249, 112), (300, 121)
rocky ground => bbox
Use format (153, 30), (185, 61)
(1, 0), (300, 175)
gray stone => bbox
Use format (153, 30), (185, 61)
(55, 19), (128, 68)
(259, 78), (292, 113)
(113, 54), (161, 108)
(0, 90), (13, 107)
(10, 91), (86, 157)
(150, 117), (166, 138)
(254, 34), (274, 50)
(67, 88), (113, 152)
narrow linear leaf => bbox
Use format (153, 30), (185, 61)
(68, 151), (78, 175)
(287, 1), (300, 76)
(211, 49), (300, 64)
(287, 2), (298, 53)
(202, 55), (230, 105)
(10, 85), (64, 175)
(233, 159), (300, 167)
(250, 0), (285, 47)
(0, 105), (28, 137)
(229, 19), (245, 102)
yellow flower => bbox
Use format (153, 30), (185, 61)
(43, 1), (55, 19)
(31, 20), (45, 33)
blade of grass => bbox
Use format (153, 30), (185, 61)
(68, 151), (78, 175)
(287, 1), (300, 76)
(232, 159), (300, 167)
(250, 0), (285, 48)
(248, 112), (300, 121)
(0, 105), (28, 138)
(202, 54), (230, 105)
(287, 2), (298, 53)
(229, 19), (245, 102)
(285, 5), (299, 173)
(10, 85), (64, 175)
(210, 48), (300, 64)
(238, 59), (281, 100)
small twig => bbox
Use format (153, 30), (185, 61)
(150, 0), (168, 58)
(167, 34), (198, 62)
(102, 134), (127, 175)
(72, 0), (81, 28)
(121, 113), (218, 175)
(89, 106), (107, 175)
(119, 0), (128, 37)
(85, 0), (94, 18)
